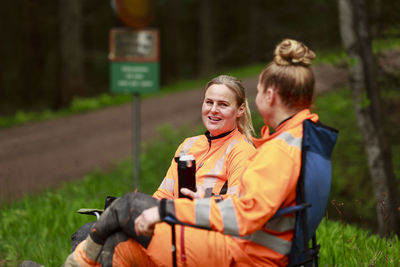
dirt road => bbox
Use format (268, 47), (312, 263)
(0, 63), (352, 202)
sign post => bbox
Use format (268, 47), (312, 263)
(109, 28), (159, 189)
(133, 92), (140, 190)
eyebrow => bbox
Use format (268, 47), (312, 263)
(205, 97), (230, 103)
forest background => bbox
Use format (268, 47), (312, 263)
(1, 0), (400, 239)
(4, 0), (398, 113)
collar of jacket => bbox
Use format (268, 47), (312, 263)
(251, 109), (319, 148)
(204, 128), (237, 146)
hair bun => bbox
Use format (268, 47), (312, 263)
(273, 39), (316, 67)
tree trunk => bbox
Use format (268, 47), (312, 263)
(159, 0), (183, 83)
(58, 0), (85, 108)
(21, 0), (34, 107)
(198, 0), (216, 77)
(371, 0), (383, 37)
(338, 0), (400, 236)
(248, 0), (264, 64)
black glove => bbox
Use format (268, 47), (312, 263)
(89, 192), (159, 248)
(70, 195), (118, 252)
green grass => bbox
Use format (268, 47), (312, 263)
(318, 219), (400, 266)
(0, 160), (137, 266)
(0, 124), (202, 266)
(1, 161), (399, 266)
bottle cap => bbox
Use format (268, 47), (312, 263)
(179, 154), (195, 161)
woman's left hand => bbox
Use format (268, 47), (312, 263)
(180, 184), (206, 199)
(134, 206), (161, 236)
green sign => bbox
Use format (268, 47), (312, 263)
(110, 62), (159, 94)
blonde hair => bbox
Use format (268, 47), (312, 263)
(260, 39), (316, 110)
(205, 75), (255, 141)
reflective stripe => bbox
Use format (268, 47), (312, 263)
(238, 230), (292, 255)
(201, 139), (239, 197)
(195, 198), (211, 228)
(64, 253), (79, 267)
(202, 176), (218, 189)
(179, 136), (201, 156)
(226, 185), (238, 195)
(159, 177), (175, 193)
(275, 132), (302, 149)
(85, 236), (102, 261)
(207, 139), (239, 175)
(218, 198), (239, 235)
(210, 156), (224, 175)
(265, 216), (295, 232)
(226, 139), (239, 152)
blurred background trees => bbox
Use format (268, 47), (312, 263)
(58, 0), (85, 107)
(339, 0), (400, 235)
(1, 0), (399, 115)
(3, 0), (399, 114)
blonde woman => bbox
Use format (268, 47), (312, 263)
(153, 74), (255, 200)
(68, 75), (256, 252)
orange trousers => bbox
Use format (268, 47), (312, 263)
(71, 222), (255, 266)
(113, 222), (243, 266)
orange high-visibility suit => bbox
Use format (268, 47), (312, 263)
(68, 128), (254, 253)
(66, 109), (318, 267)
(153, 128), (255, 200)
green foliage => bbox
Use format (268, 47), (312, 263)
(314, 48), (348, 65)
(359, 92), (372, 108)
(0, 159), (138, 266)
(315, 85), (400, 228)
(313, 88), (377, 225)
(318, 219), (400, 266)
(225, 64), (266, 79)
(373, 37), (400, 54)
(69, 94), (131, 113)
(313, 37), (400, 66)
(346, 56), (361, 69)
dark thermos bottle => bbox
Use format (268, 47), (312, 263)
(178, 154), (196, 199)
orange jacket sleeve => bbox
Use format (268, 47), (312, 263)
(169, 141), (300, 236)
(152, 142), (183, 200)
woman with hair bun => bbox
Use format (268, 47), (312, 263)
(64, 39), (320, 267)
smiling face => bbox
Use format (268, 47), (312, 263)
(202, 84), (244, 136)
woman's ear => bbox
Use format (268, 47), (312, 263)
(265, 88), (275, 104)
(237, 103), (245, 118)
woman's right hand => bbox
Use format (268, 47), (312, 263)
(134, 206), (160, 237)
